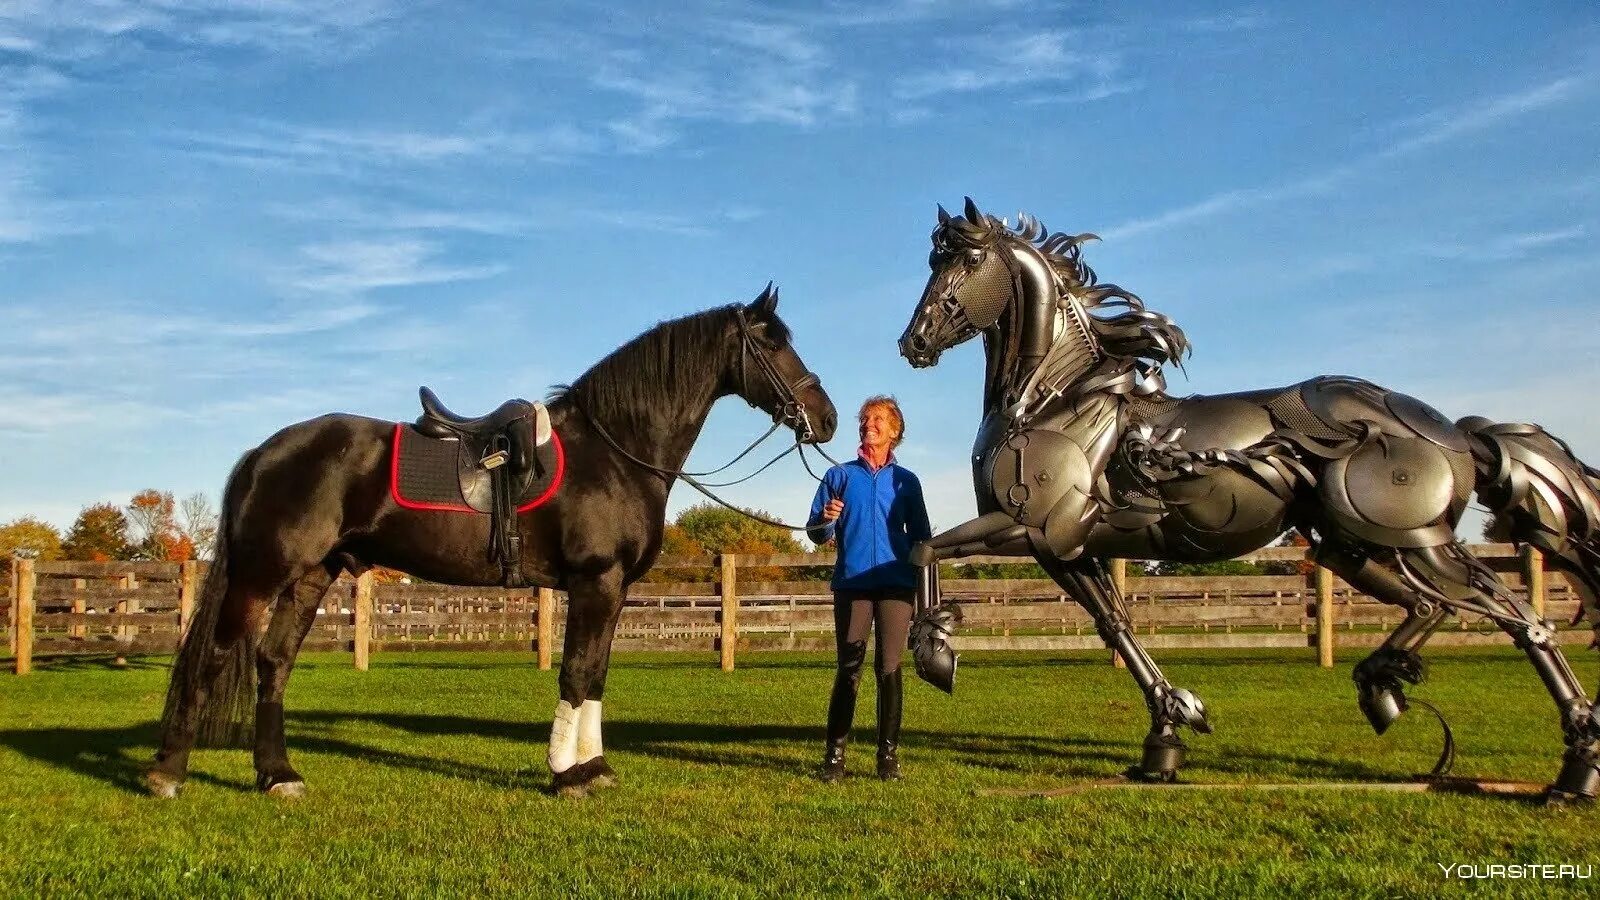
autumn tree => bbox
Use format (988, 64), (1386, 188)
(0, 517), (63, 575)
(642, 503), (805, 582)
(62, 503), (133, 561)
(127, 490), (192, 561)
(178, 493), (220, 560)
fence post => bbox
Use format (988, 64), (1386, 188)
(537, 587), (554, 671)
(71, 578), (87, 640)
(14, 558), (35, 675)
(353, 570), (373, 671)
(9, 558), (19, 656)
(1315, 564), (1335, 668)
(1109, 558), (1127, 668)
(720, 553), (738, 672)
(1522, 545), (1545, 620)
(178, 559), (198, 641)
(115, 571), (136, 668)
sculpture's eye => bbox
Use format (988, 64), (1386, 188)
(965, 249), (984, 266)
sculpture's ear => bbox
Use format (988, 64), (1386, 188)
(963, 196), (982, 223)
(749, 281), (779, 316)
(937, 203), (951, 225)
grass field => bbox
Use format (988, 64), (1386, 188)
(2, 647), (1598, 898)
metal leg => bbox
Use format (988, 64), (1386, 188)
(1038, 554), (1210, 781)
(1394, 542), (1600, 800)
(1313, 538), (1448, 734)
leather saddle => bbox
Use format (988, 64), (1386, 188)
(414, 387), (553, 586)
(415, 387), (551, 510)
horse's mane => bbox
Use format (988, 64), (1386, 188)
(550, 304), (764, 426)
(947, 211), (1191, 373)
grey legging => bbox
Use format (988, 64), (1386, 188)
(833, 589), (914, 677)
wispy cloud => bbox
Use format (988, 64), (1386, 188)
(892, 31), (1127, 101)
(173, 120), (603, 173)
(1179, 11), (1271, 34)
(1419, 225), (1588, 262)
(1103, 73), (1594, 241)
(1380, 76), (1586, 157)
(269, 197), (761, 238)
(0, 0), (399, 61)
(286, 239), (507, 294)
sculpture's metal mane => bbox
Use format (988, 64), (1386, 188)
(940, 207), (1192, 378)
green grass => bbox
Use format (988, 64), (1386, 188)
(2, 647), (1598, 898)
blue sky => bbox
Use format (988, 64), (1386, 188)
(2, 1), (1597, 545)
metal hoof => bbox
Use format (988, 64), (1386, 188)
(1124, 765), (1180, 784)
(145, 770), (183, 799)
(1359, 686), (1406, 735)
(1549, 753), (1600, 803)
(265, 780), (307, 800)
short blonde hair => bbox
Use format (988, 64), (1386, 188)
(857, 395), (905, 449)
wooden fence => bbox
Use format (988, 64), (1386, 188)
(3, 544), (1583, 676)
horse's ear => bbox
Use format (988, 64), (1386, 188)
(963, 196), (982, 223)
(751, 281), (778, 315)
(937, 204), (950, 225)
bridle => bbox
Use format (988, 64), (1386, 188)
(575, 306), (838, 530)
(733, 305), (822, 444)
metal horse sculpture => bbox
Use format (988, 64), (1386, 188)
(148, 288), (837, 799)
(899, 198), (1600, 800)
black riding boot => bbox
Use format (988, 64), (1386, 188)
(821, 641), (866, 782)
(876, 668), (903, 781)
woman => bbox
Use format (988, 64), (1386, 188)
(807, 395), (932, 781)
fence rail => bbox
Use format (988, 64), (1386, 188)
(4, 544), (1582, 675)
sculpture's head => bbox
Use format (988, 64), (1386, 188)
(898, 197), (1019, 368)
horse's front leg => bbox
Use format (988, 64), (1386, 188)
(908, 511), (1029, 611)
(1039, 554), (1212, 782)
(549, 567), (626, 798)
(907, 511), (1030, 691)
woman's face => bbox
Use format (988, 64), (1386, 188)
(859, 405), (900, 453)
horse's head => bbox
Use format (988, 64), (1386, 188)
(899, 197), (1016, 368)
(732, 284), (838, 444)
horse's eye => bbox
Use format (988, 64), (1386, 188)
(965, 249), (984, 265)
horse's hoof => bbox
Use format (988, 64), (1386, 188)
(552, 763), (595, 799)
(265, 780), (307, 799)
(585, 756), (619, 790)
(145, 770), (184, 799)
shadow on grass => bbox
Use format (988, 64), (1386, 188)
(28, 654), (170, 672)
(2, 709), (1447, 796)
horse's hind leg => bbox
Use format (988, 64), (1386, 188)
(1037, 554), (1211, 782)
(254, 560), (341, 797)
(1314, 538), (1449, 734)
(1394, 542), (1599, 800)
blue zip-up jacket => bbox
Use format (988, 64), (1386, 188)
(806, 453), (933, 591)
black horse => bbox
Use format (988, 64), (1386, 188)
(148, 287), (837, 799)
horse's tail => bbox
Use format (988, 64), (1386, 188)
(159, 452), (258, 749)
(1460, 417), (1600, 637)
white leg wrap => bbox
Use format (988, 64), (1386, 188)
(576, 700), (603, 764)
(548, 700), (580, 773)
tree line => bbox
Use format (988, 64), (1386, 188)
(0, 491), (218, 571)
(645, 503), (1315, 581)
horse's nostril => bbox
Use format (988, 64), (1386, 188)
(910, 334), (929, 352)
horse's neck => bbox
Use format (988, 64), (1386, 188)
(981, 303), (1102, 423)
(561, 353), (729, 476)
